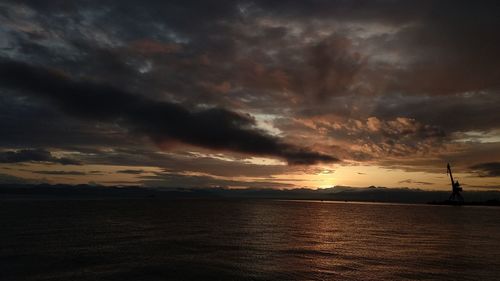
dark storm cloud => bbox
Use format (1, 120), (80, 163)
(0, 93), (137, 148)
(0, 149), (80, 165)
(0, 60), (336, 165)
(469, 163), (500, 177)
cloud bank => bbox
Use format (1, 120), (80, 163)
(0, 60), (336, 165)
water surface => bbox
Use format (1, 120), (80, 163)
(1, 199), (499, 280)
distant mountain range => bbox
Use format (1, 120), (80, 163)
(1, 184), (499, 204)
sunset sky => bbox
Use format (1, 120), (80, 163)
(0, 1), (499, 190)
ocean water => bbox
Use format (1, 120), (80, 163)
(1, 199), (499, 281)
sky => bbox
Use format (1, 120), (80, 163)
(0, 0), (499, 190)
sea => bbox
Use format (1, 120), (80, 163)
(1, 199), (499, 281)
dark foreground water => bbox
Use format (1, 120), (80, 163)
(1, 199), (499, 281)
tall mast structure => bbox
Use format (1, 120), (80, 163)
(447, 163), (463, 202)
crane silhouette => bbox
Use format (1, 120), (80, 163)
(447, 163), (463, 202)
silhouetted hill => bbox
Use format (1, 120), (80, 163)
(1, 184), (499, 204)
